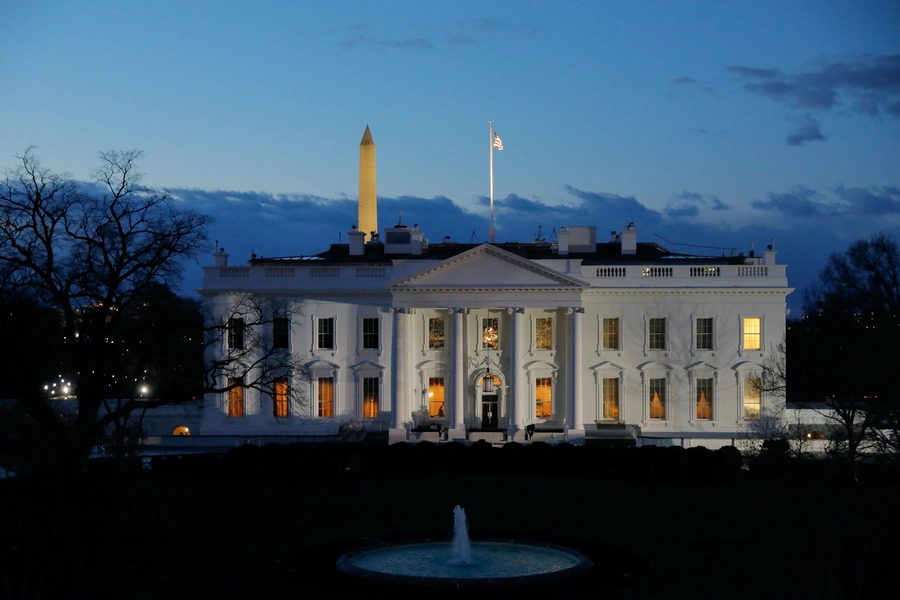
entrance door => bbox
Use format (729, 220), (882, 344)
(481, 395), (499, 429)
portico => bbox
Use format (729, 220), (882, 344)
(387, 244), (589, 443)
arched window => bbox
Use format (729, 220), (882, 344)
(172, 425), (191, 436)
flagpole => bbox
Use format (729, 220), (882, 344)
(489, 120), (495, 243)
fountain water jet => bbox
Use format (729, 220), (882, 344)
(449, 505), (472, 564)
(335, 505), (592, 589)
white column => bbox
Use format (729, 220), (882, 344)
(507, 307), (526, 441)
(389, 307), (409, 443)
(449, 308), (467, 440)
(567, 307), (586, 443)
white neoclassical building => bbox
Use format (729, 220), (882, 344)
(198, 221), (792, 448)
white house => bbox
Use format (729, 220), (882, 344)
(198, 220), (791, 448)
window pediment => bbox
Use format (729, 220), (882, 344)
(591, 360), (626, 372)
(638, 360), (673, 373)
(350, 360), (386, 372)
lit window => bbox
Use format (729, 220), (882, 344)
(743, 318), (761, 350)
(536, 377), (552, 418)
(428, 377), (445, 417)
(318, 377), (334, 417)
(696, 378), (713, 420)
(696, 318), (713, 350)
(743, 378), (761, 420)
(227, 318), (244, 349)
(602, 378), (619, 419)
(317, 317), (335, 350)
(227, 377), (244, 417)
(273, 377), (289, 418)
(362, 317), (379, 350)
(429, 317), (445, 349)
(649, 318), (666, 350)
(172, 425), (191, 436)
(602, 318), (620, 350)
(649, 378), (666, 419)
(482, 318), (499, 349)
(273, 316), (290, 349)
(536, 318), (552, 350)
(363, 377), (379, 418)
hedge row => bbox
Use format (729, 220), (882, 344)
(147, 442), (745, 485)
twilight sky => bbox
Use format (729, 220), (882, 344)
(2, 0), (899, 316)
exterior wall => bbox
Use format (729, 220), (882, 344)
(198, 249), (790, 444)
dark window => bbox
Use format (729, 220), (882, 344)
(273, 316), (290, 349)
(227, 318), (244, 349)
(362, 317), (379, 349)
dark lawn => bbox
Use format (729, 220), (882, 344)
(2, 471), (899, 599)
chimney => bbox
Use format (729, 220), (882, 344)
(557, 227), (570, 256)
(214, 247), (229, 267)
(620, 222), (637, 255)
(348, 227), (366, 256)
(763, 238), (777, 265)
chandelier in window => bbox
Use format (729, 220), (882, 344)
(482, 325), (498, 348)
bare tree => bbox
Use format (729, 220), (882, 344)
(795, 233), (900, 479)
(0, 148), (212, 470)
(202, 294), (308, 419)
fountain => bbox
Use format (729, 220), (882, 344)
(335, 505), (593, 589)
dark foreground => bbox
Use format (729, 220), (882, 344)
(1, 448), (899, 599)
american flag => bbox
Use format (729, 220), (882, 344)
(493, 131), (503, 150)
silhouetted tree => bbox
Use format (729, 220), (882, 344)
(795, 233), (900, 480)
(0, 148), (212, 471)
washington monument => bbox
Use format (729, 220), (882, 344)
(359, 125), (377, 239)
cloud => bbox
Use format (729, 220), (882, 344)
(751, 185), (900, 218)
(752, 187), (833, 218)
(673, 76), (697, 85)
(336, 23), (434, 49)
(666, 191), (732, 216)
(728, 54), (900, 116)
(786, 115), (827, 146)
(834, 185), (900, 216)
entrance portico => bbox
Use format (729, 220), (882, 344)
(387, 244), (588, 443)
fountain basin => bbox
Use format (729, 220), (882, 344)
(336, 538), (592, 588)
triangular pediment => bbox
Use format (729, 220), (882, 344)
(388, 244), (588, 292)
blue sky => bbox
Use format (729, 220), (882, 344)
(2, 0), (899, 315)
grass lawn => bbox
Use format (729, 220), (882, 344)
(3, 469), (899, 598)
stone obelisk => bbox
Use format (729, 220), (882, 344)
(358, 125), (377, 240)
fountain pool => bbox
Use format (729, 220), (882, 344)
(336, 506), (592, 588)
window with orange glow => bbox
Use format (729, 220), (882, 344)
(536, 377), (552, 418)
(227, 378), (244, 417)
(602, 378), (619, 419)
(273, 377), (289, 418)
(363, 377), (379, 418)
(743, 378), (761, 419)
(535, 318), (552, 350)
(743, 318), (761, 350)
(428, 377), (445, 417)
(649, 378), (666, 419)
(696, 378), (713, 420)
(318, 377), (334, 417)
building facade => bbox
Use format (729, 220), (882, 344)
(198, 222), (791, 447)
